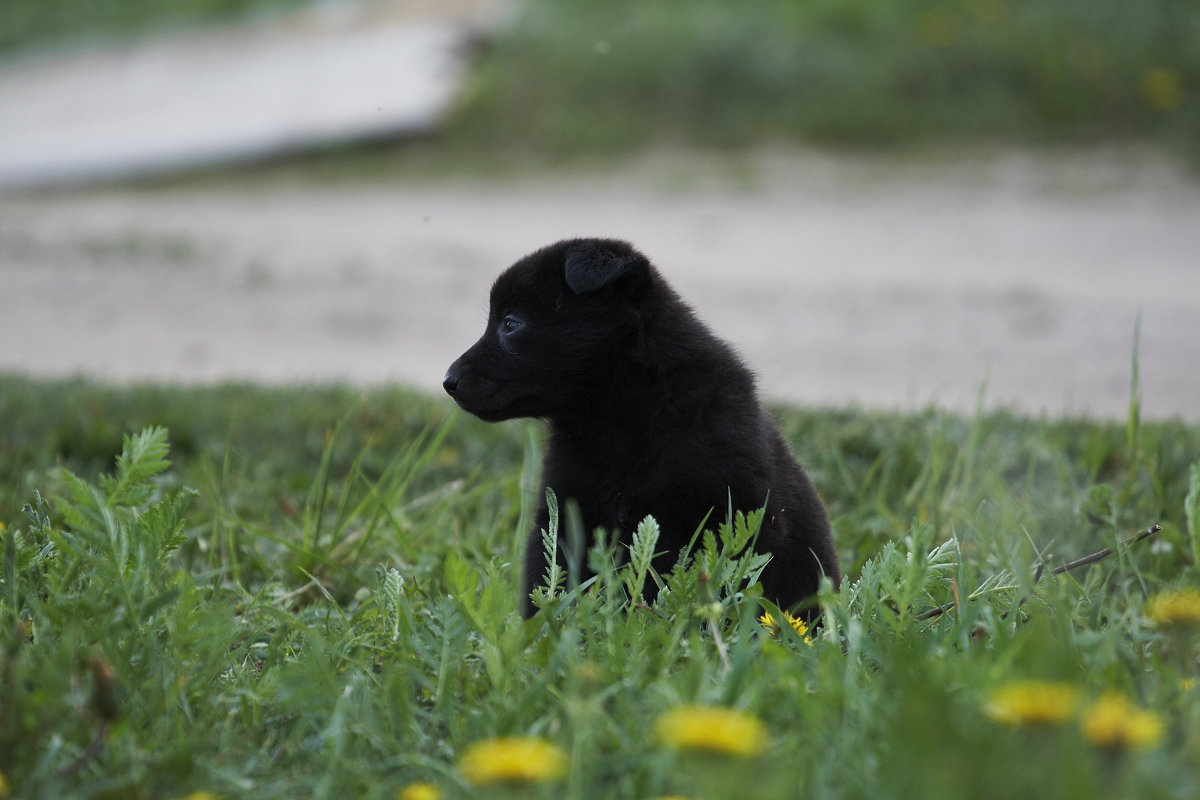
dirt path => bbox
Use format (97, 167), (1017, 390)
(2, 149), (1198, 421)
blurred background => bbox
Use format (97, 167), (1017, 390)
(1, 0), (1198, 419)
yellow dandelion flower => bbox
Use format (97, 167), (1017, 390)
(1180, 677), (1197, 693)
(1080, 693), (1163, 750)
(180, 793), (218, 800)
(397, 781), (441, 800)
(1146, 588), (1200, 625)
(985, 681), (1081, 726)
(759, 611), (813, 645)
(1140, 68), (1184, 111)
(656, 705), (767, 757)
(0, 769), (9, 797)
(457, 736), (566, 785)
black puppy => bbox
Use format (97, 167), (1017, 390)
(444, 238), (839, 617)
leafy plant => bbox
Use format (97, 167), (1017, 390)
(1, 377), (1198, 799)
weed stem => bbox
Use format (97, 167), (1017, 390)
(917, 524), (1162, 622)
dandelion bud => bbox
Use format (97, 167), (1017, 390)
(89, 657), (120, 723)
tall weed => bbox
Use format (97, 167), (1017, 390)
(1, 378), (1198, 798)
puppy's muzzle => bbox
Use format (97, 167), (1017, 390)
(442, 368), (461, 397)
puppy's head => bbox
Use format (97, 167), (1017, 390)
(443, 238), (650, 421)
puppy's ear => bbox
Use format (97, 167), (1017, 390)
(564, 242), (648, 294)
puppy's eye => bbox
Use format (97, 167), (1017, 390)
(501, 315), (524, 334)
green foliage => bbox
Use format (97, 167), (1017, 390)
(1187, 460), (1200, 567)
(536, 487), (566, 604)
(1, 0), (311, 53)
(7, 0), (1199, 175)
(623, 513), (660, 606)
(449, 0), (1200, 163)
(1, 375), (1199, 798)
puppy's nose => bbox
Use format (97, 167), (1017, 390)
(442, 370), (460, 397)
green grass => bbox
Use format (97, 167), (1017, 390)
(0, 0), (309, 54)
(2, 374), (1199, 798)
(6, 1), (1198, 172)
(447, 0), (1200, 162)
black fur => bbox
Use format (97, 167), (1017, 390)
(444, 238), (840, 618)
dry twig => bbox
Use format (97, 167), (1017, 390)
(915, 524), (1162, 622)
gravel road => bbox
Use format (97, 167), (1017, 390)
(2, 149), (1197, 421)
